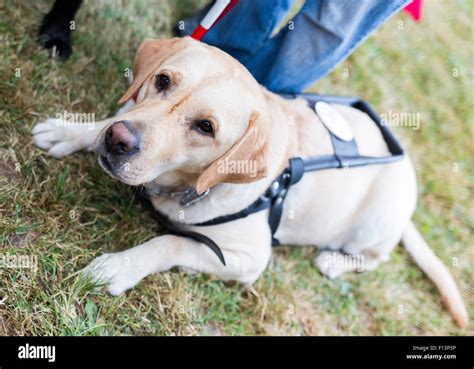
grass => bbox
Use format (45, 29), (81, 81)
(0, 0), (472, 336)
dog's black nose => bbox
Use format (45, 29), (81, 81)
(105, 121), (139, 155)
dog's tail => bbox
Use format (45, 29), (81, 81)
(402, 221), (468, 328)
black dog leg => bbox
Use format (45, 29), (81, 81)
(38, 0), (83, 60)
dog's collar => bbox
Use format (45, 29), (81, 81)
(146, 183), (210, 208)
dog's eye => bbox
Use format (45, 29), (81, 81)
(194, 120), (214, 137)
(155, 74), (170, 91)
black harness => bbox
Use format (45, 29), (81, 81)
(135, 94), (404, 266)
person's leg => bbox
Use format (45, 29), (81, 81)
(180, 0), (297, 63)
(187, 0), (409, 93)
(245, 0), (410, 93)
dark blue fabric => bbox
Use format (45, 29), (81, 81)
(184, 0), (409, 93)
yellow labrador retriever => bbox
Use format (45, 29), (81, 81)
(32, 37), (468, 328)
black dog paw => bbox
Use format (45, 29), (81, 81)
(38, 0), (83, 60)
(38, 17), (73, 60)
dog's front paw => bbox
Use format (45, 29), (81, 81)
(32, 118), (87, 158)
(82, 253), (140, 296)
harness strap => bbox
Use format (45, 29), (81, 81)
(193, 157), (306, 245)
(134, 187), (226, 265)
(330, 134), (359, 167)
(267, 158), (304, 244)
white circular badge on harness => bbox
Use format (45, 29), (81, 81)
(315, 101), (354, 142)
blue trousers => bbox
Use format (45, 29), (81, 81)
(186, 0), (409, 93)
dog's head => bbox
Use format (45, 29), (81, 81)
(95, 37), (271, 194)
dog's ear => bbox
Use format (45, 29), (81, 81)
(196, 111), (270, 194)
(118, 38), (181, 104)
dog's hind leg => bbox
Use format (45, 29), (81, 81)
(314, 238), (398, 279)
